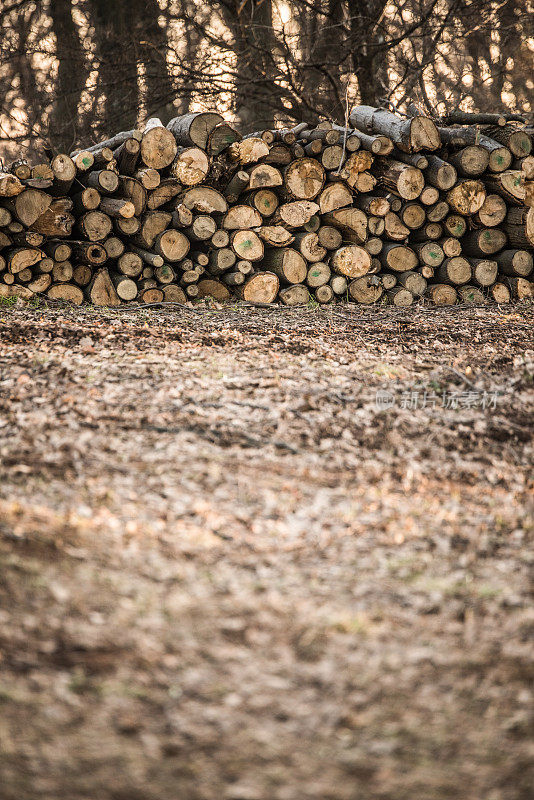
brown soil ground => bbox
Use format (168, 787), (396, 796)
(0, 299), (533, 800)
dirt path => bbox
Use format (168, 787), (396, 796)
(0, 300), (533, 800)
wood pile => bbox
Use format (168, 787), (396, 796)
(0, 107), (533, 307)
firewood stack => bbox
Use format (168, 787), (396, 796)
(0, 108), (533, 306)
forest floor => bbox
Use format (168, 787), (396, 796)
(0, 298), (533, 800)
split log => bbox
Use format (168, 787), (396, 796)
(321, 208), (367, 244)
(506, 277), (534, 299)
(182, 187), (228, 214)
(272, 200), (319, 228)
(222, 205), (263, 230)
(292, 232), (327, 263)
(318, 183), (352, 214)
(473, 194), (507, 227)
(228, 138), (270, 164)
(47, 283), (84, 305)
(30, 199), (75, 237)
(248, 164), (283, 189)
(7, 189), (52, 226)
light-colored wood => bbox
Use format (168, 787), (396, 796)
(196, 279), (231, 300)
(182, 187), (228, 214)
(29, 199), (74, 237)
(236, 272), (279, 303)
(77, 210), (112, 241)
(0, 172), (24, 197)
(469, 258), (498, 287)
(147, 179), (182, 210)
(284, 158), (325, 200)
(340, 151), (374, 187)
(384, 211), (410, 241)
(318, 183), (352, 214)
(317, 226), (342, 249)
(447, 146), (489, 177)
(222, 205), (262, 230)
(461, 228), (507, 256)
(321, 208), (367, 244)
(496, 250), (533, 277)
(272, 200), (319, 228)
(261, 248), (307, 284)
(506, 277), (534, 299)
(120, 177), (147, 216)
(117, 252), (143, 277)
(279, 285), (310, 305)
(426, 284), (457, 305)
(436, 257), (472, 285)
(458, 285), (485, 303)
(162, 284), (187, 303)
(350, 106), (440, 152)
(292, 232), (327, 263)
(6, 247), (43, 274)
(88, 268), (121, 306)
(208, 248), (236, 274)
(489, 282), (511, 303)
(446, 180), (486, 215)
(374, 158), (424, 199)
(247, 164), (283, 189)
(256, 226), (295, 247)
(185, 215), (217, 241)
(72, 241), (107, 265)
(167, 112), (223, 149)
(171, 147), (209, 185)
(349, 276), (383, 304)
(379, 243), (418, 272)
(306, 262), (331, 287)
(246, 189), (279, 217)
(154, 230), (190, 262)
(413, 241), (444, 267)
(330, 245), (371, 278)
(315, 285), (334, 303)
(47, 283), (84, 305)
(8, 189), (52, 226)
(231, 230), (264, 261)
(397, 270), (427, 296)
(98, 197), (135, 219)
(208, 122), (240, 155)
(474, 194), (507, 227)
(387, 286), (413, 306)
(228, 137), (270, 164)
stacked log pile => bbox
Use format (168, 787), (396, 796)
(0, 107), (533, 307)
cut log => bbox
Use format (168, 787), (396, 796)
(43, 240), (72, 261)
(387, 286), (413, 306)
(489, 282), (511, 303)
(446, 180), (486, 215)
(424, 155), (457, 190)
(436, 257), (472, 285)
(457, 285), (485, 303)
(208, 248), (236, 274)
(354, 131), (393, 155)
(447, 146), (489, 177)
(114, 138), (140, 175)
(426, 201), (449, 222)
(86, 169), (119, 195)
(185, 215), (217, 241)
(279, 285), (310, 305)
(420, 186), (440, 205)
(503, 207), (534, 247)
(365, 236), (383, 254)
(322, 145), (345, 170)
(0, 283), (34, 299)
(235, 272), (279, 303)
(222, 270), (245, 287)
(120, 177), (147, 216)
(426, 284), (457, 305)
(306, 262), (331, 287)
(437, 237), (462, 258)
(140, 287), (164, 303)
(231, 230), (264, 261)
(469, 258), (498, 287)
(413, 241), (444, 267)
(384, 211), (410, 240)
(98, 197), (135, 219)
(460, 228), (507, 256)
(400, 202), (425, 229)
(283, 158), (325, 200)
(72, 187), (101, 212)
(484, 171), (525, 204)
(321, 208), (367, 244)
(247, 164), (283, 189)
(256, 226), (295, 247)
(134, 168), (160, 190)
(318, 183), (352, 214)
(246, 189), (279, 216)
(374, 158), (424, 199)
(207, 122), (240, 155)
(47, 283), (84, 305)
(27, 273), (52, 293)
(182, 187), (228, 214)
(438, 127), (512, 171)
(77, 211), (112, 241)
(6, 247), (43, 273)
(315, 285), (334, 303)
(292, 232), (327, 263)
(140, 119), (177, 169)
(87, 268), (121, 306)
(167, 112), (223, 149)
(261, 248), (307, 284)
(483, 125), (532, 158)
(330, 245), (372, 278)
(147, 179), (182, 210)
(111, 274), (138, 300)
(71, 241), (107, 265)
(272, 200), (319, 228)
(8, 189), (52, 226)
(117, 252), (143, 277)
(350, 106), (440, 152)
(51, 154), (76, 193)
(397, 270), (427, 295)
(72, 265), (92, 287)
(0, 172), (24, 197)
(224, 170), (250, 201)
(196, 279), (231, 300)
(317, 226), (342, 249)
(103, 237), (125, 259)
(349, 276), (383, 304)
(473, 194), (507, 227)
(379, 243), (418, 272)
(154, 230), (190, 262)
(228, 137), (270, 164)
(29, 199), (75, 237)
(496, 249), (533, 277)
(162, 284), (187, 303)
(506, 277), (534, 299)
(340, 151), (374, 187)
(443, 214), (467, 238)
(171, 147), (210, 185)
(330, 275), (348, 295)
(222, 205), (263, 230)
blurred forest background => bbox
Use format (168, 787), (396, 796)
(1, 0), (533, 158)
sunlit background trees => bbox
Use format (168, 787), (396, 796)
(1, 0), (532, 158)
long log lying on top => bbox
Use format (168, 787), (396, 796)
(350, 106), (440, 153)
